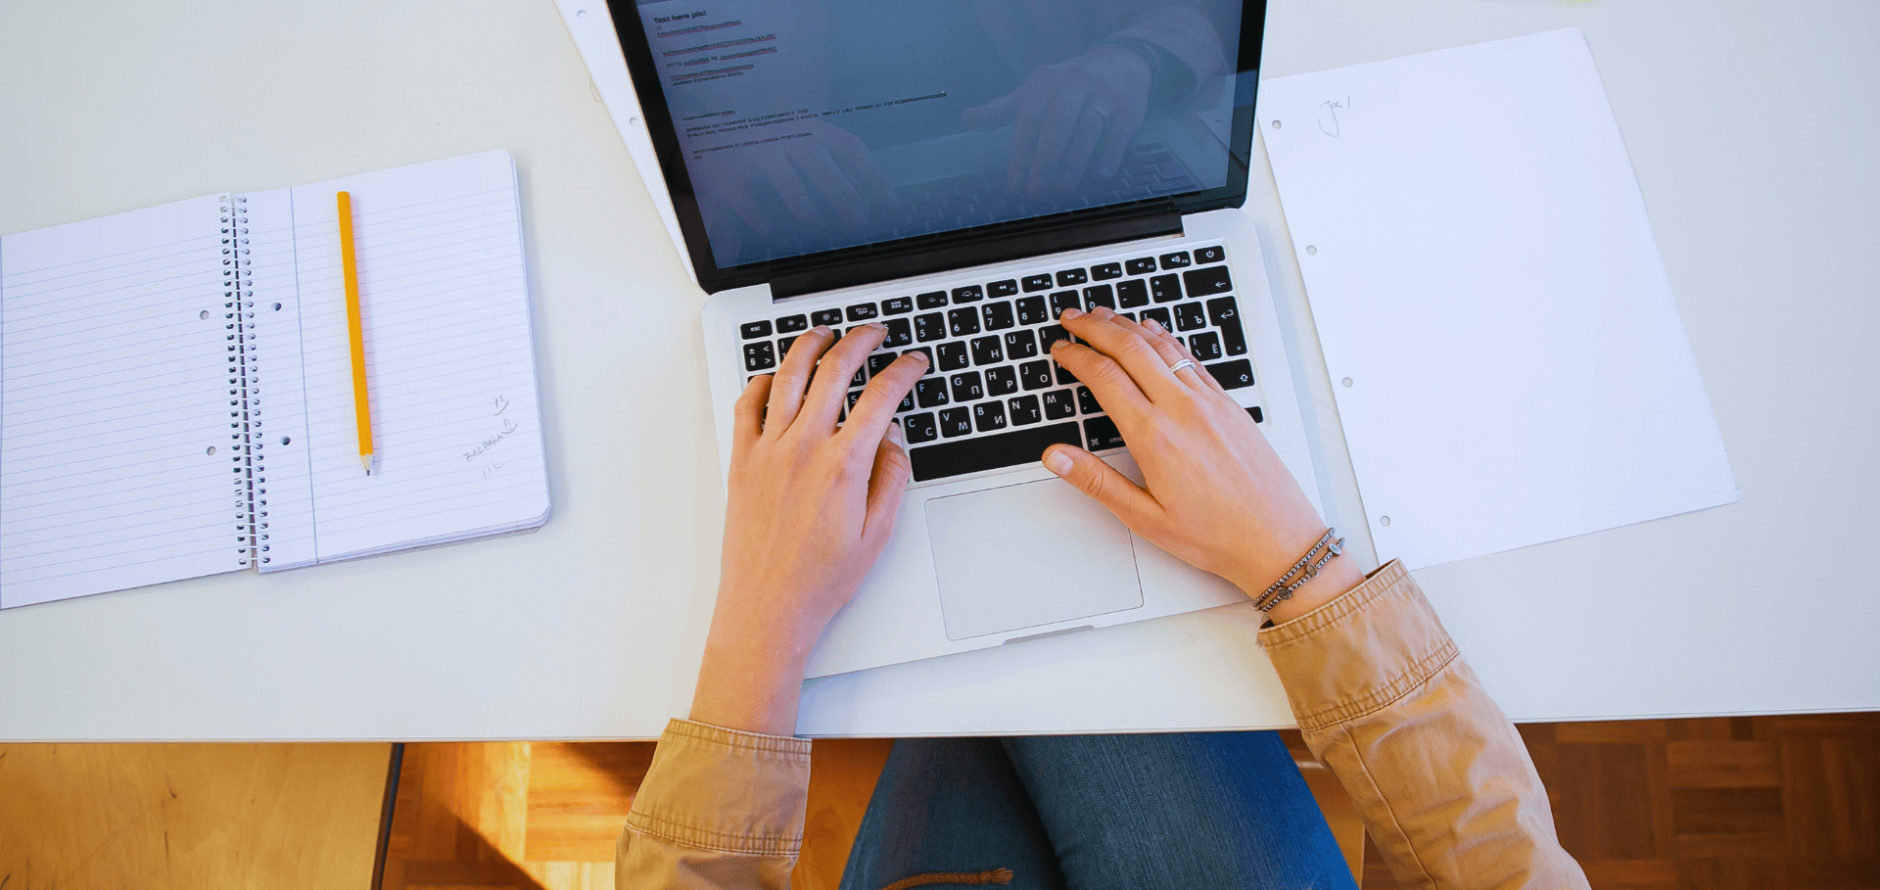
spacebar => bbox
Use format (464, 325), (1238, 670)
(908, 422), (1084, 482)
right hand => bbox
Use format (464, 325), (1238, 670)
(1044, 307), (1365, 621)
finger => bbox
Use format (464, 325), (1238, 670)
(1114, 313), (1207, 391)
(1059, 306), (1188, 402)
(1055, 104), (1108, 192)
(839, 350), (928, 449)
(1149, 316), (1228, 395)
(792, 144), (867, 228)
(1025, 93), (1087, 197)
(1041, 444), (1163, 532)
(758, 153), (818, 223)
(799, 323), (887, 434)
(1049, 338), (1155, 425)
(765, 325), (835, 432)
(861, 421), (912, 545)
(829, 134), (898, 209)
(734, 373), (773, 444)
(960, 90), (1021, 131)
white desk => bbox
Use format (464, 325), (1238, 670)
(1, 0), (1875, 741)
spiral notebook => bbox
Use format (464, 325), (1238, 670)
(0, 150), (550, 609)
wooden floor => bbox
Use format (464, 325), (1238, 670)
(381, 713), (1880, 890)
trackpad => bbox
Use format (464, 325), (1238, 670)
(925, 478), (1144, 640)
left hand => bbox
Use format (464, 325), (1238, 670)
(690, 323), (927, 735)
(962, 43), (1152, 198)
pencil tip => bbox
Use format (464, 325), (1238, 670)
(361, 454), (374, 474)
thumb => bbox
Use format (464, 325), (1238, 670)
(961, 90), (1020, 131)
(1042, 445), (1162, 531)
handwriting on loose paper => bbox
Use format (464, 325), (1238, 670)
(1318, 97), (1350, 137)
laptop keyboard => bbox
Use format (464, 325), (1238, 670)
(740, 242), (1261, 484)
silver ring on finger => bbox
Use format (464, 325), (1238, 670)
(1168, 358), (1198, 374)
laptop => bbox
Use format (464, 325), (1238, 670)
(573, 0), (1321, 677)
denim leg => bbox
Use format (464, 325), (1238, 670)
(1001, 731), (1357, 890)
(841, 738), (1067, 890)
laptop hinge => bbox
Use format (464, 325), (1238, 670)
(770, 204), (1185, 300)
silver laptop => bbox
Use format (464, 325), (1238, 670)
(588, 0), (1321, 677)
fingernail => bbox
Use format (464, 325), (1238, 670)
(1043, 449), (1073, 476)
(869, 322), (886, 333)
(912, 349), (930, 365)
(888, 420), (905, 447)
(1093, 306), (1114, 319)
(812, 324), (831, 336)
(1061, 307), (1083, 320)
(1143, 318), (1164, 333)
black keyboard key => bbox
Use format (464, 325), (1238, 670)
(1205, 359), (1255, 389)
(1150, 274), (1182, 303)
(1248, 405), (1264, 424)
(846, 303), (879, 322)
(1091, 262), (1123, 281)
(851, 364), (866, 387)
(949, 371), (984, 402)
(905, 412), (938, 443)
(868, 353), (897, 378)
(909, 421), (1083, 482)
(1055, 362), (1079, 385)
(1015, 295), (1048, 325)
(1019, 360), (1052, 390)
(1120, 311), (1136, 322)
(983, 301), (1015, 331)
(847, 390), (864, 411)
(898, 390), (915, 412)
(1042, 389), (1077, 419)
(1021, 273), (1055, 292)
(917, 290), (949, 309)
(973, 400), (1008, 432)
(948, 308), (981, 337)
(1055, 268), (1087, 287)
(740, 320), (772, 339)
(1139, 306), (1172, 330)
(937, 341), (970, 371)
(811, 308), (843, 327)
(1009, 394), (1042, 425)
(1075, 386), (1102, 415)
(1159, 251), (1192, 270)
(937, 407), (973, 438)
(1115, 279), (1149, 308)
(988, 279), (1018, 298)
(1182, 265), (1232, 297)
(1175, 302), (1207, 331)
(1049, 290), (1081, 318)
(1188, 331), (1223, 362)
(905, 345), (934, 374)
(986, 365), (1017, 396)
(1195, 245), (1225, 264)
(952, 285), (984, 304)
(1205, 297), (1247, 356)
(776, 314), (809, 333)
(1083, 284), (1115, 310)
(1039, 324), (1071, 352)
(916, 377), (950, 408)
(1084, 415), (1126, 450)
(778, 335), (799, 357)
(742, 341), (775, 372)
(883, 296), (913, 315)
(970, 335), (1004, 365)
(882, 317), (912, 347)
(915, 312), (946, 342)
(1004, 329), (1038, 359)
(1125, 257), (1158, 275)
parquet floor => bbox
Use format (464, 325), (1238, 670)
(382, 713), (1880, 890)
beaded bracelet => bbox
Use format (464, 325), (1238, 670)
(1252, 528), (1346, 613)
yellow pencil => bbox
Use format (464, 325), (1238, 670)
(337, 191), (374, 474)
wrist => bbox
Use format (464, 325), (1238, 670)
(1258, 556), (1365, 625)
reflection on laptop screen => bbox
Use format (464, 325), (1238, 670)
(632, 0), (1245, 268)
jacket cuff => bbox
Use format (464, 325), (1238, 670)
(1256, 560), (1460, 734)
(624, 718), (813, 856)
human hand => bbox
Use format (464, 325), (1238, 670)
(692, 118), (895, 236)
(690, 324), (927, 734)
(1044, 307), (1365, 623)
(961, 43), (1151, 198)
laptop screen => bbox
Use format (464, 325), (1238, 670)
(611, 0), (1262, 290)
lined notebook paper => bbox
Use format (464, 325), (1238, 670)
(0, 150), (548, 608)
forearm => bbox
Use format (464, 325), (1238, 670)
(1258, 563), (1588, 890)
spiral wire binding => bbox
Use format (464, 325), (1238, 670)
(221, 196), (269, 567)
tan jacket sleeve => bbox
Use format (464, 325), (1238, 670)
(616, 718), (810, 890)
(1259, 560), (1589, 890)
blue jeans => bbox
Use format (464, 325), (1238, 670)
(839, 731), (1356, 890)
